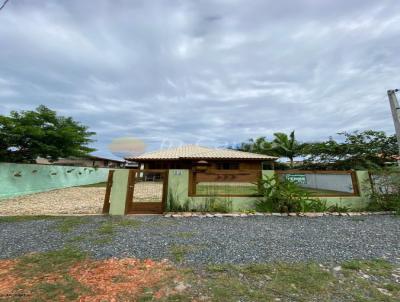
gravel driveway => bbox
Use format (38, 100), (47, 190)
(0, 187), (105, 215)
(1, 215), (399, 264)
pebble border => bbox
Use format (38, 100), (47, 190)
(164, 211), (396, 218)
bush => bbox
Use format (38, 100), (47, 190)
(367, 168), (400, 213)
(255, 175), (327, 213)
(167, 191), (232, 213)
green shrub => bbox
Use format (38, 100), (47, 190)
(255, 175), (326, 213)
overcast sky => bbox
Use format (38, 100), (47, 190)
(1, 0), (400, 159)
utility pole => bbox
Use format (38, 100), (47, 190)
(387, 89), (400, 162)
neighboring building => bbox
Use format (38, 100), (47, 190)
(126, 144), (277, 170)
(36, 155), (125, 168)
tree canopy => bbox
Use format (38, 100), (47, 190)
(0, 105), (96, 163)
(236, 130), (398, 170)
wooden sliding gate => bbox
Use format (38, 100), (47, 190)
(103, 169), (168, 215)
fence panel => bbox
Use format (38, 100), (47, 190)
(275, 170), (359, 196)
(190, 169), (261, 196)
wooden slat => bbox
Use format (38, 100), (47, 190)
(127, 202), (164, 214)
(102, 170), (114, 214)
(124, 169), (136, 214)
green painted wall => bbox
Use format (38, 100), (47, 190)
(0, 163), (110, 199)
(109, 169), (129, 216)
(314, 171), (371, 210)
(167, 169), (372, 212)
(168, 169), (260, 211)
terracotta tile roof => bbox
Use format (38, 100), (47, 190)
(127, 145), (277, 160)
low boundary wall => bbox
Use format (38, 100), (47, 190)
(0, 163), (110, 199)
(168, 170), (371, 211)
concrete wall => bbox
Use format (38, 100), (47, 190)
(109, 170), (129, 215)
(167, 169), (371, 211)
(167, 169), (276, 212)
(315, 171), (371, 210)
(0, 163), (110, 199)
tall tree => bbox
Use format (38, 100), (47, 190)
(237, 137), (272, 154)
(0, 105), (96, 163)
(303, 130), (398, 169)
(271, 130), (302, 168)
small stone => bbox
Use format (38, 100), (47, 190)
(182, 212), (192, 217)
(330, 212), (340, 216)
(361, 273), (370, 279)
(172, 214), (182, 218)
(164, 213), (172, 217)
(175, 282), (189, 292)
(377, 288), (392, 296)
(240, 213), (248, 217)
(205, 214), (214, 218)
(214, 213), (223, 217)
(272, 213), (281, 216)
(333, 266), (342, 272)
(288, 212), (297, 217)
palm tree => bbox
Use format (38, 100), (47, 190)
(272, 131), (301, 168)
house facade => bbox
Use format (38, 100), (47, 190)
(126, 145), (277, 171)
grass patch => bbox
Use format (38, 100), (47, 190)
(56, 217), (87, 233)
(14, 247), (87, 278)
(32, 274), (91, 301)
(169, 244), (195, 263)
(4, 252), (400, 301)
(67, 235), (88, 243)
(174, 231), (195, 239)
(0, 215), (56, 223)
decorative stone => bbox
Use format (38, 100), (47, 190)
(272, 213), (281, 216)
(172, 214), (182, 218)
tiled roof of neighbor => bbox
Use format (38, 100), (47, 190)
(127, 145), (277, 160)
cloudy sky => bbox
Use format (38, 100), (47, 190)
(1, 0), (400, 159)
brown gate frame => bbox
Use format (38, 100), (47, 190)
(275, 170), (360, 197)
(124, 169), (169, 214)
(102, 170), (115, 214)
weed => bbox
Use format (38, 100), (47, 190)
(56, 217), (87, 233)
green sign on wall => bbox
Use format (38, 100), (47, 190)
(286, 174), (307, 184)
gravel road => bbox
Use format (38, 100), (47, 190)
(1, 215), (399, 264)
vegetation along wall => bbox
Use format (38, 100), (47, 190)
(0, 163), (110, 199)
(167, 170), (372, 211)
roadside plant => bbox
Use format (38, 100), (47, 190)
(256, 175), (322, 213)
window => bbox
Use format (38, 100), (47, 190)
(216, 162), (240, 170)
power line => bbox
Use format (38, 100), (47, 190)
(0, 0), (10, 11)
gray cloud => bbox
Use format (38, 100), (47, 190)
(1, 0), (400, 158)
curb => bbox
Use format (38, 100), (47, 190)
(163, 211), (396, 218)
